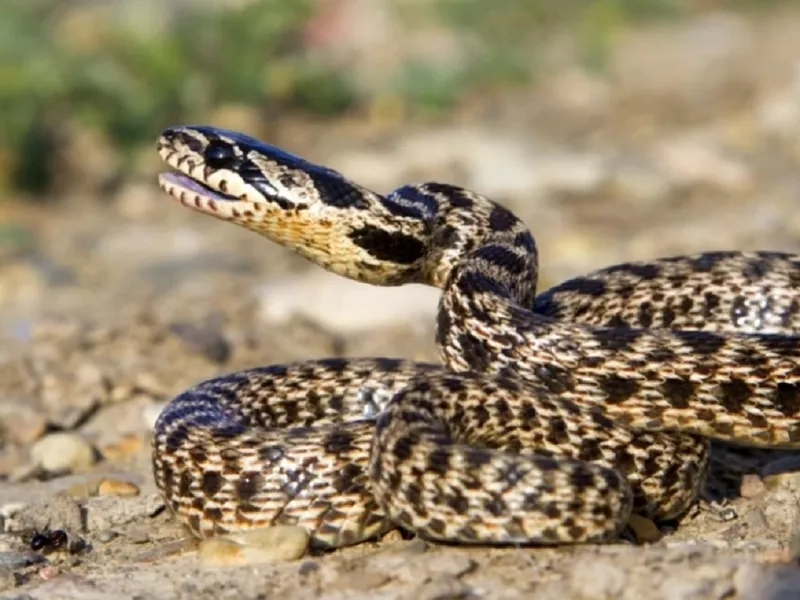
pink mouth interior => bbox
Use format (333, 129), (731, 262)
(160, 172), (235, 201)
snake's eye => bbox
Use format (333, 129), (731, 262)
(204, 141), (236, 168)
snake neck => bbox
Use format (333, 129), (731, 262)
(157, 125), (540, 296)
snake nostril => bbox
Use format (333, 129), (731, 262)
(204, 141), (237, 168)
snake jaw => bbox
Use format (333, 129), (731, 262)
(157, 171), (261, 221)
(157, 136), (265, 222)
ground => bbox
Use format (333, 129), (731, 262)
(3, 5), (800, 599)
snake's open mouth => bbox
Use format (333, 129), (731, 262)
(158, 171), (238, 203)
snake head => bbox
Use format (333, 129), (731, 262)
(156, 125), (429, 285)
(156, 125), (319, 219)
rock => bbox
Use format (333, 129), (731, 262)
(0, 550), (46, 569)
(734, 563), (800, 600)
(125, 527), (151, 544)
(97, 478), (140, 498)
(0, 400), (47, 445)
(65, 480), (98, 499)
(739, 474), (765, 498)
(567, 558), (626, 598)
(30, 432), (96, 473)
(657, 573), (720, 600)
(83, 493), (164, 533)
(6, 493), (85, 535)
(757, 471), (800, 542)
(99, 434), (144, 461)
(197, 526), (309, 566)
(13, 573), (111, 600)
(96, 530), (118, 543)
(0, 502), (28, 519)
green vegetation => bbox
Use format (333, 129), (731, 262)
(0, 0), (792, 198)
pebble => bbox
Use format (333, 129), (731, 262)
(2, 493), (84, 538)
(30, 432), (96, 472)
(0, 502), (28, 519)
(0, 400), (47, 445)
(125, 527), (151, 544)
(83, 493), (165, 533)
(755, 472), (800, 540)
(197, 526), (309, 566)
(96, 530), (118, 543)
(0, 550), (46, 569)
(65, 480), (98, 499)
(97, 478), (140, 497)
(99, 434), (143, 461)
(739, 474), (766, 498)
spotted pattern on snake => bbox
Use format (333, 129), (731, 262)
(153, 124), (800, 549)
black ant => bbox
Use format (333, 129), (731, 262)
(26, 528), (87, 555)
(29, 529), (69, 553)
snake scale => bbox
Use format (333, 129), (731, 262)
(153, 125), (800, 549)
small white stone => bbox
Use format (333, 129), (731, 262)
(30, 432), (95, 472)
(0, 502), (27, 518)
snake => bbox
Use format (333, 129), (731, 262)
(153, 124), (800, 549)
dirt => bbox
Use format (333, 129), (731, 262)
(4, 5), (800, 600)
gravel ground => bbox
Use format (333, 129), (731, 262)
(3, 6), (800, 599)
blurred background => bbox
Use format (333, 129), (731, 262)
(1, 3), (800, 592)
(1, 0), (800, 343)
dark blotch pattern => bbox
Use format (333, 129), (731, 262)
(333, 463), (364, 493)
(202, 471), (223, 497)
(661, 378), (695, 409)
(349, 225), (425, 264)
(673, 330), (727, 355)
(473, 244), (529, 277)
(591, 327), (643, 351)
(717, 379), (752, 412)
(324, 430), (356, 454)
(488, 204), (519, 232)
(598, 374), (640, 405)
(604, 262), (660, 280)
(773, 383), (800, 416)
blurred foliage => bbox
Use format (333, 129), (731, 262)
(0, 0), (794, 198)
(396, 0), (783, 108)
(0, 0), (352, 196)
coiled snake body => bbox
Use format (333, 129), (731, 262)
(154, 125), (800, 548)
